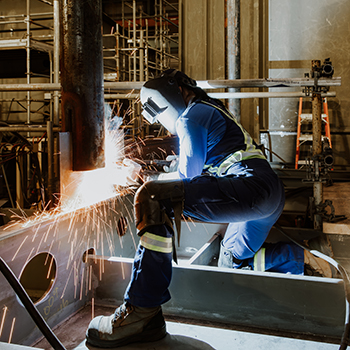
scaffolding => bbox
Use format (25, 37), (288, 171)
(0, 0), (180, 210)
(102, 0), (180, 140)
(0, 0), (56, 211)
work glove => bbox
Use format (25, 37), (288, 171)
(141, 170), (160, 183)
(122, 158), (142, 186)
(163, 155), (179, 173)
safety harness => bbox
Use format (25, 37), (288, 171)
(201, 100), (266, 176)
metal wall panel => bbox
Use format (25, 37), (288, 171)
(181, 0), (225, 80)
(268, 0), (350, 166)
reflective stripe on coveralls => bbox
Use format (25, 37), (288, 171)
(201, 101), (266, 176)
(140, 232), (173, 253)
(254, 248), (266, 271)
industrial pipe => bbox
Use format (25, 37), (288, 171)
(312, 60), (325, 231)
(103, 91), (336, 100)
(60, 0), (105, 171)
(0, 77), (341, 91)
(227, 0), (241, 120)
(53, 0), (60, 127)
(0, 126), (61, 132)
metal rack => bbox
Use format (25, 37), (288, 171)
(0, 0), (54, 124)
(103, 0), (180, 140)
(0, 0), (56, 210)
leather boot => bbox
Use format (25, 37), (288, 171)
(86, 302), (167, 348)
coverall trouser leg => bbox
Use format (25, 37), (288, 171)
(182, 159), (304, 274)
(124, 224), (173, 308)
(125, 159), (304, 307)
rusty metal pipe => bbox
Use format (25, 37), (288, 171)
(60, 0), (105, 171)
(227, 0), (241, 121)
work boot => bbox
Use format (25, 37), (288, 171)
(304, 250), (333, 278)
(218, 241), (233, 268)
(86, 302), (167, 348)
(218, 241), (245, 268)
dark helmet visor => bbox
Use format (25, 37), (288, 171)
(142, 97), (168, 124)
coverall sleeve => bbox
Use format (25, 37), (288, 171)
(177, 117), (208, 178)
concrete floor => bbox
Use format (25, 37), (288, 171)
(30, 305), (341, 350)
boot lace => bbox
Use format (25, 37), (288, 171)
(113, 302), (133, 322)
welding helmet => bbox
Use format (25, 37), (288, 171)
(140, 69), (197, 135)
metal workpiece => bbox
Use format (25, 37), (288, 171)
(0, 193), (136, 346)
(92, 232), (345, 340)
(59, 0), (105, 171)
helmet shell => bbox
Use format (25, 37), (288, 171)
(140, 71), (188, 135)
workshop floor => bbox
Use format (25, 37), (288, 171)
(32, 305), (340, 350)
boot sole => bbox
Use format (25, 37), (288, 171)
(86, 310), (167, 348)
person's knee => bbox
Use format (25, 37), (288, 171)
(134, 180), (184, 236)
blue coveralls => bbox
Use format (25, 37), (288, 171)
(125, 99), (304, 308)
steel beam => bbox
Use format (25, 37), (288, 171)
(93, 235), (346, 340)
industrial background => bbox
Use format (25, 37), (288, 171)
(0, 1), (349, 350)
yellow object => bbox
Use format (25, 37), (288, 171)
(140, 232), (173, 253)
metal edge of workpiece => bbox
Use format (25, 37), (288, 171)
(0, 193), (135, 346)
(91, 235), (345, 340)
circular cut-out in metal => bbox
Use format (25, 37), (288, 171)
(19, 252), (56, 304)
(117, 216), (128, 237)
(83, 248), (96, 263)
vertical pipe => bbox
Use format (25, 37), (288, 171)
(26, 0), (31, 206)
(53, 0), (60, 202)
(53, 0), (60, 126)
(139, 7), (144, 81)
(122, 1), (126, 81)
(60, 0), (105, 171)
(311, 60), (323, 231)
(145, 19), (149, 81)
(116, 24), (120, 81)
(155, 0), (159, 71)
(133, 0), (137, 81)
(47, 121), (54, 206)
(128, 21), (131, 82)
(178, 0), (182, 71)
(227, 0), (241, 121)
(312, 91), (323, 231)
(160, 0), (163, 71)
(312, 95), (323, 156)
(16, 152), (23, 209)
(140, 30), (144, 81)
(26, 0), (31, 125)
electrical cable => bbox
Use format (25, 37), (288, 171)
(274, 223), (350, 350)
(0, 257), (66, 350)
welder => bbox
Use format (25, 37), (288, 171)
(86, 69), (331, 348)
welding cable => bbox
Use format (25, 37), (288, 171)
(0, 257), (66, 350)
(273, 223), (350, 350)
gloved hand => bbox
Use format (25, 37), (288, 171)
(122, 158), (142, 186)
(141, 170), (160, 182)
(163, 155), (179, 173)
